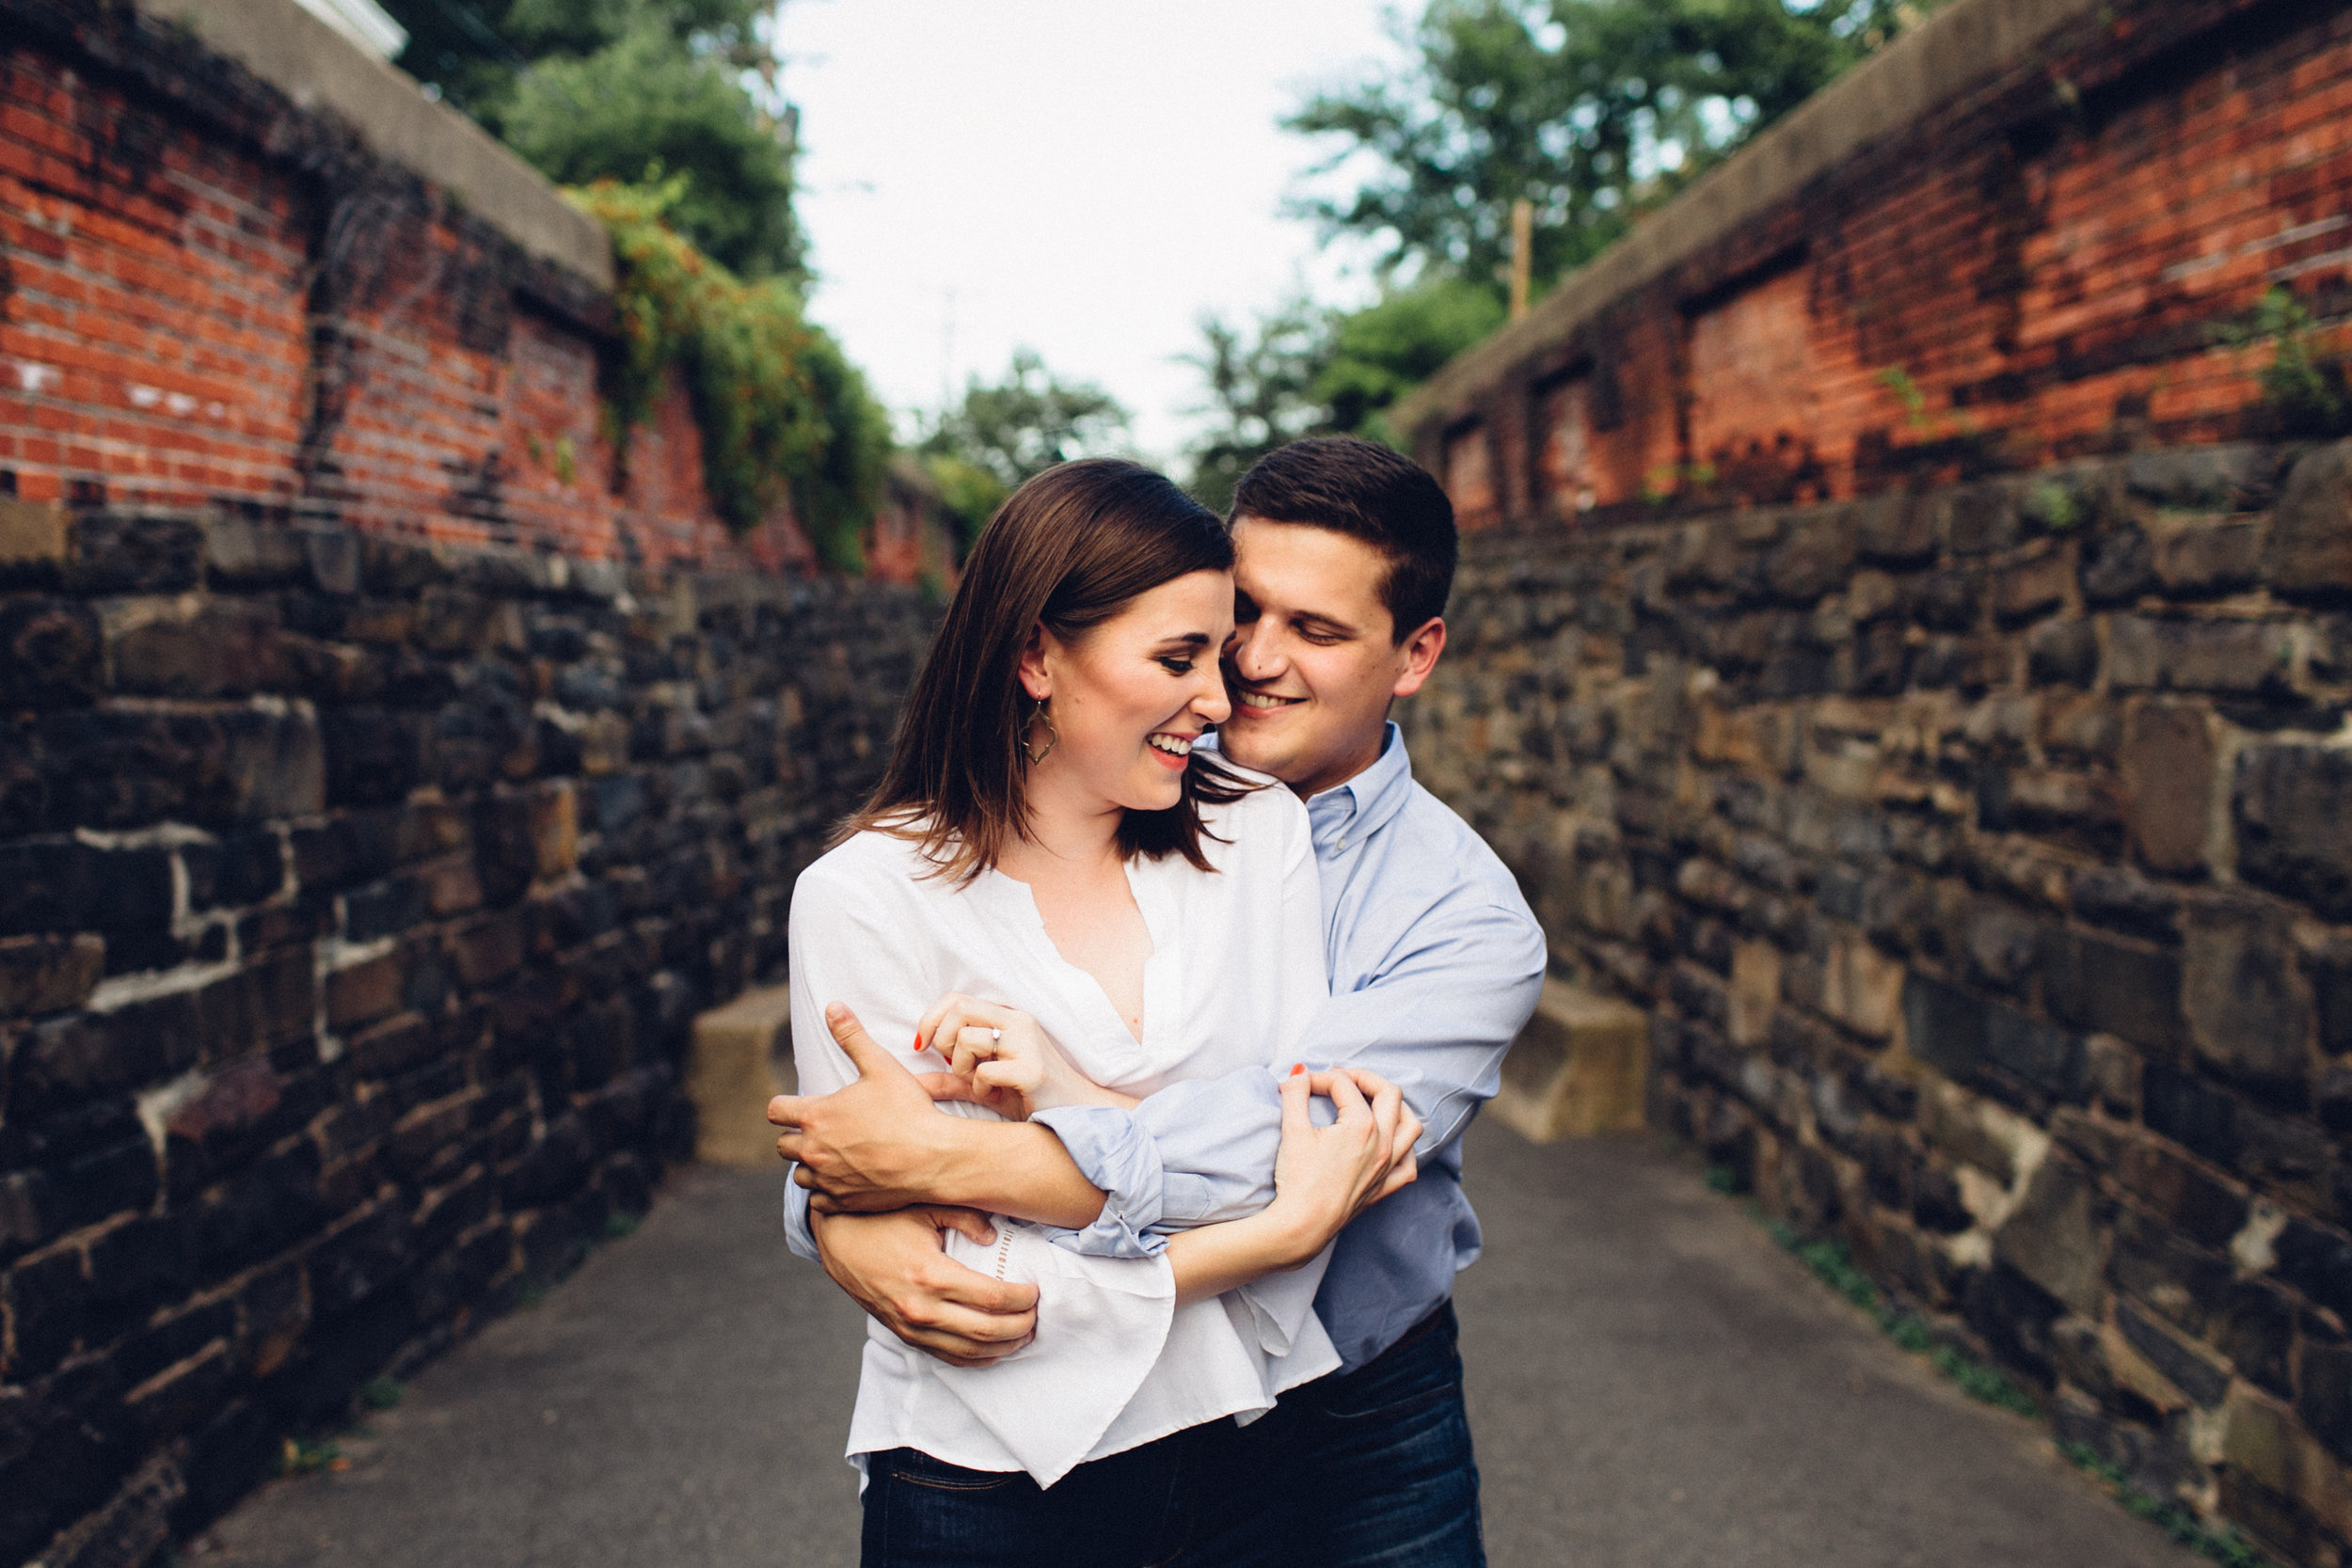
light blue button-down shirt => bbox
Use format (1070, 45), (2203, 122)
(786, 724), (1547, 1375)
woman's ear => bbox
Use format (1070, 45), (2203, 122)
(1017, 623), (1053, 701)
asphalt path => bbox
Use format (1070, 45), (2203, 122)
(200, 1122), (2192, 1567)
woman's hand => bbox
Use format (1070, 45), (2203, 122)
(914, 992), (1137, 1118)
(1263, 1066), (1423, 1261)
(1162, 1067), (1422, 1305)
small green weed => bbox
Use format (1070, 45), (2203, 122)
(2026, 480), (2079, 533)
(605, 1211), (642, 1241)
(518, 1284), (548, 1310)
(278, 1436), (345, 1477)
(1878, 365), (1931, 427)
(1873, 363), (1980, 442)
(2212, 286), (2351, 437)
(1881, 1310), (1934, 1354)
(358, 1376), (404, 1412)
(1930, 1344), (2039, 1416)
(1703, 1164), (1740, 1195)
(1756, 1220), (2039, 1415)
(1641, 461), (1717, 506)
(2058, 1442), (2275, 1565)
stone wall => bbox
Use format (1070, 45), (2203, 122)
(1395, 0), (2352, 1560)
(0, 509), (931, 1566)
(0, 5), (943, 1566)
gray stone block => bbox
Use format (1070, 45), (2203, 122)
(2268, 437), (2352, 595)
(2235, 743), (2352, 920)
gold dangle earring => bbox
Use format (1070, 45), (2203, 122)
(1023, 696), (1058, 765)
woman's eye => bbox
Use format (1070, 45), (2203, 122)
(1158, 657), (1196, 675)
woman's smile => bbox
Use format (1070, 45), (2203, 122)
(1145, 729), (1199, 769)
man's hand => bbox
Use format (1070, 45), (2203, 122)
(770, 1003), (969, 1213)
(812, 1206), (1039, 1368)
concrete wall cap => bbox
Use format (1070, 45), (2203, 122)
(137, 0), (614, 289)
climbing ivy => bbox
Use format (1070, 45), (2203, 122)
(570, 178), (891, 569)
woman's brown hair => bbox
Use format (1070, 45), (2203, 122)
(844, 458), (1251, 882)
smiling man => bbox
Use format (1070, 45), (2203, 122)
(772, 436), (1546, 1567)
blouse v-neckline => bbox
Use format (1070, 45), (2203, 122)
(978, 857), (1181, 1078)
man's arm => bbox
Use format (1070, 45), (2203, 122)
(804, 1204), (1041, 1367)
(771, 1004), (1107, 1229)
(1041, 882), (1547, 1234)
(785, 884), (1541, 1246)
(800, 1068), (1412, 1369)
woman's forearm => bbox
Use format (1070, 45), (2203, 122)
(1163, 1206), (1322, 1306)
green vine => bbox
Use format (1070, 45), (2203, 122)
(570, 178), (892, 570)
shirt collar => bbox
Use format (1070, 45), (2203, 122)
(1304, 722), (1414, 852)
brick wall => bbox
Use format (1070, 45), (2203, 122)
(0, 5), (945, 1565)
(1399, 0), (2352, 1560)
(0, 0), (948, 578)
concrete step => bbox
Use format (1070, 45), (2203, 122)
(1491, 977), (1649, 1142)
(687, 984), (794, 1168)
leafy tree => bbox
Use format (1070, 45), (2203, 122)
(1189, 0), (1942, 470)
(1180, 277), (1505, 506)
(1314, 277), (1505, 445)
(502, 24), (798, 277)
(1287, 0), (1931, 291)
(380, 0), (801, 277)
(1182, 303), (1332, 513)
(916, 351), (1132, 545)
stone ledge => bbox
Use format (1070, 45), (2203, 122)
(135, 0), (613, 289)
(688, 985), (794, 1170)
(1491, 978), (1650, 1143)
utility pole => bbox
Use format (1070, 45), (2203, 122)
(939, 287), (958, 411)
(1510, 198), (1534, 322)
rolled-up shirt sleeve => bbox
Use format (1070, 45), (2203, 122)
(782, 1173), (818, 1261)
(1029, 1105), (1167, 1257)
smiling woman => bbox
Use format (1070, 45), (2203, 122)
(841, 457), (1248, 884)
(779, 456), (1422, 1563)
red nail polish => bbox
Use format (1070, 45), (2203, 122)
(1291, 1063), (1306, 1077)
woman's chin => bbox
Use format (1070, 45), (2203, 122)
(1116, 773), (1185, 814)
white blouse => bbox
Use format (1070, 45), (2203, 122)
(787, 777), (1335, 1487)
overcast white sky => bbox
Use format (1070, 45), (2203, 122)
(776, 0), (1406, 465)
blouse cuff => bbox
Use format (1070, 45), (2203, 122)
(1031, 1106), (1166, 1258)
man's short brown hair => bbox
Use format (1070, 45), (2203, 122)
(1229, 436), (1456, 641)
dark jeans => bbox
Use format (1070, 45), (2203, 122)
(860, 1428), (1207, 1568)
(859, 1302), (1481, 1568)
(1179, 1301), (1484, 1568)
